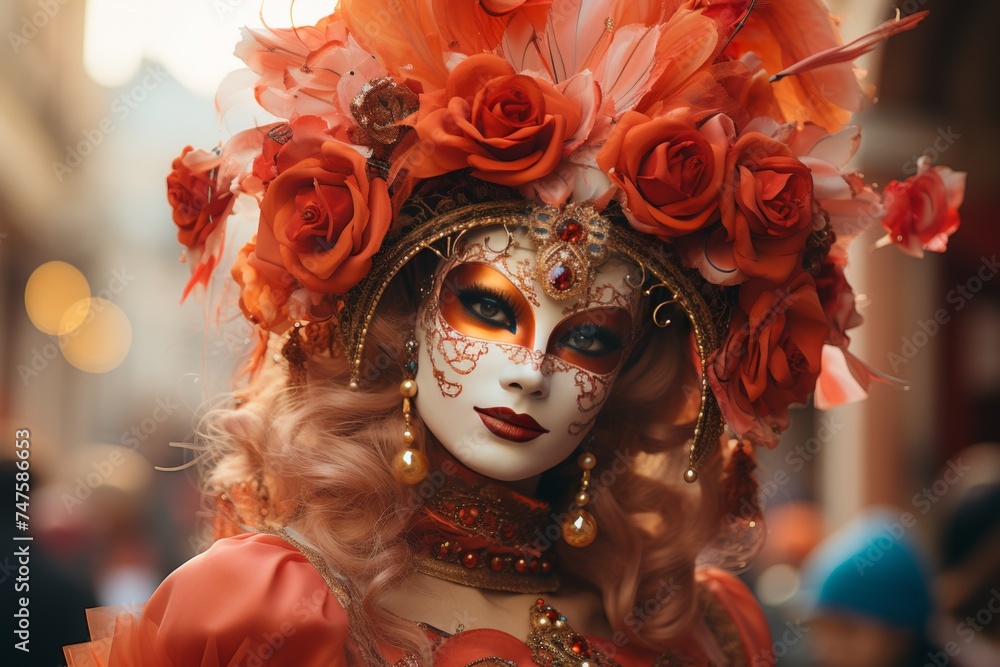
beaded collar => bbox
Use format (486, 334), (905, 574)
(409, 462), (560, 593)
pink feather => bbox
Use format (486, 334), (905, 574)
(771, 11), (928, 83)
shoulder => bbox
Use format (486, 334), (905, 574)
(696, 567), (774, 667)
(142, 532), (351, 666)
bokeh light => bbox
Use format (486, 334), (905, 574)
(24, 261), (92, 335)
(58, 298), (133, 373)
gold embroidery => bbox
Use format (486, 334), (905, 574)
(696, 584), (747, 667)
(526, 599), (621, 667)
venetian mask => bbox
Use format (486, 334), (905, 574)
(414, 223), (645, 482)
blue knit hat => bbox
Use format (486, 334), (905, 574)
(802, 508), (934, 635)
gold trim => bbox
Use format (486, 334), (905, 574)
(268, 528), (392, 667)
(412, 554), (560, 594)
(340, 200), (727, 481)
(696, 582), (748, 667)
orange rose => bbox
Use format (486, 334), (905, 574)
(409, 54), (581, 186)
(257, 141), (391, 294)
(167, 146), (234, 249)
(231, 241), (297, 330)
(708, 272), (829, 447)
(597, 111), (731, 238)
(878, 158), (965, 258)
(721, 133), (815, 283)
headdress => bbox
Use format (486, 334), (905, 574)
(167, 0), (966, 481)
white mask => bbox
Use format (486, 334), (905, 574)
(414, 225), (645, 482)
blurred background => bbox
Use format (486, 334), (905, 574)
(0, 0), (997, 665)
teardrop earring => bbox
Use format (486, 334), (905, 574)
(392, 335), (428, 485)
(562, 442), (598, 548)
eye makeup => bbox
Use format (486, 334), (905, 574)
(439, 262), (534, 346)
(547, 307), (633, 375)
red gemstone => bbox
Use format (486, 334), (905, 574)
(489, 556), (504, 571)
(557, 219), (585, 242)
(570, 638), (590, 657)
(437, 543), (450, 559)
(462, 551), (479, 568)
(545, 609), (559, 622)
(458, 506), (480, 526)
(548, 263), (573, 291)
(540, 560), (552, 574)
(515, 558), (529, 574)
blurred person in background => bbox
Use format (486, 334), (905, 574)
(933, 444), (1000, 667)
(802, 508), (944, 667)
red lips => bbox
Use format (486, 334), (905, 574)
(474, 406), (549, 443)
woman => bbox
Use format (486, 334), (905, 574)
(65, 0), (963, 664)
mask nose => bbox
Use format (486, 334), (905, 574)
(499, 350), (551, 399)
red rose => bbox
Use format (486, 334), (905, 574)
(409, 54), (582, 186)
(598, 111), (731, 238)
(256, 141), (391, 294)
(878, 158), (965, 258)
(720, 132), (815, 283)
(708, 272), (830, 447)
(814, 245), (861, 348)
(167, 146), (234, 249)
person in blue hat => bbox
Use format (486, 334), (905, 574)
(802, 508), (943, 667)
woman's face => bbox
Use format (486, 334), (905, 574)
(414, 225), (645, 482)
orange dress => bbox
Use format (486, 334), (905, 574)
(64, 532), (773, 667)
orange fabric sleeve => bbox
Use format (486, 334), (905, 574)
(696, 567), (775, 667)
(63, 532), (350, 667)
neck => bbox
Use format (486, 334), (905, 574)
(423, 438), (543, 499)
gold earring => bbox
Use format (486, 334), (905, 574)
(562, 446), (598, 547)
(392, 335), (428, 485)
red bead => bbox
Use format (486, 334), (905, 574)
(515, 558), (529, 574)
(540, 560), (552, 574)
(437, 543), (450, 559)
(548, 263), (573, 291)
(529, 558), (540, 573)
(489, 556), (504, 571)
(535, 598), (545, 607)
(462, 551), (479, 568)
(458, 506), (480, 526)
(557, 219), (585, 242)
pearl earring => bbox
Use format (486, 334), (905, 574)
(392, 335), (428, 485)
